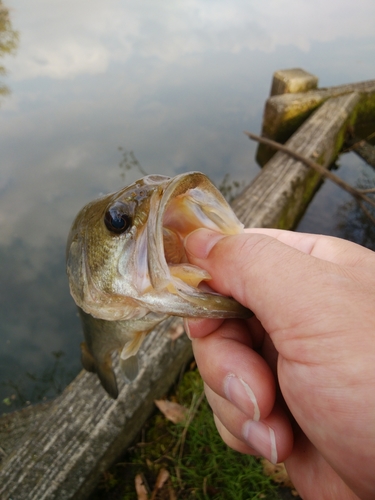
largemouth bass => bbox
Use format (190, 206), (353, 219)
(66, 172), (251, 398)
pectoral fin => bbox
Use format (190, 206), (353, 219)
(120, 331), (148, 360)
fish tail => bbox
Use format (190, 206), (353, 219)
(80, 342), (119, 399)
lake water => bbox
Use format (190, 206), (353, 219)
(1, 0), (375, 412)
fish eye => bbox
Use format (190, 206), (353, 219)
(104, 202), (132, 234)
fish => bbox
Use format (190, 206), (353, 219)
(66, 172), (251, 398)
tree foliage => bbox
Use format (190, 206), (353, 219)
(0, 0), (19, 96)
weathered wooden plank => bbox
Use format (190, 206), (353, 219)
(0, 86), (362, 500)
(257, 77), (375, 166)
(0, 401), (51, 462)
(0, 319), (192, 500)
(233, 92), (360, 229)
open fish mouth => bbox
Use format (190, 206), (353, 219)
(136, 172), (249, 318)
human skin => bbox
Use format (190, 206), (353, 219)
(183, 228), (375, 500)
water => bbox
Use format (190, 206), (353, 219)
(1, 0), (375, 412)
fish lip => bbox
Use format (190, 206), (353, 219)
(141, 171), (251, 319)
(145, 171), (241, 292)
(146, 172), (207, 291)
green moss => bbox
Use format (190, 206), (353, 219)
(355, 92), (375, 125)
(89, 368), (281, 500)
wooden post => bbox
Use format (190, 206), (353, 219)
(257, 75), (375, 166)
(233, 92), (360, 229)
(270, 68), (318, 96)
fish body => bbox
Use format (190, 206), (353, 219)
(66, 172), (250, 398)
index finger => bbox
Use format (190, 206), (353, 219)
(243, 228), (374, 268)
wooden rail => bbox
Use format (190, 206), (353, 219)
(257, 68), (375, 166)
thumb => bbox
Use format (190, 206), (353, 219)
(184, 228), (348, 336)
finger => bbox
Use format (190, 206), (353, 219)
(184, 229), (374, 344)
(207, 388), (293, 463)
(192, 319), (276, 420)
(213, 413), (260, 456)
(185, 314), (265, 347)
(183, 317), (224, 339)
(243, 228), (375, 268)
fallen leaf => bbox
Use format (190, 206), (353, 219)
(135, 473), (148, 500)
(150, 468), (170, 500)
(261, 459), (299, 496)
(154, 399), (188, 424)
(168, 483), (177, 500)
(155, 468), (169, 489)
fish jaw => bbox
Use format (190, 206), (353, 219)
(140, 172), (250, 318)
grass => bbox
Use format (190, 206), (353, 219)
(89, 367), (282, 500)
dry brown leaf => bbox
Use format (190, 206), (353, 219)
(154, 399), (188, 424)
(261, 459), (299, 496)
(262, 459), (293, 487)
(150, 468), (170, 500)
(155, 468), (170, 489)
(135, 473), (148, 500)
(168, 483), (177, 500)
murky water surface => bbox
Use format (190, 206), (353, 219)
(1, 1), (375, 411)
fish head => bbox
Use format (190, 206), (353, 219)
(66, 172), (250, 322)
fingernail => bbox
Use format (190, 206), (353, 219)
(183, 318), (191, 340)
(184, 228), (224, 259)
(224, 373), (260, 421)
(243, 420), (278, 464)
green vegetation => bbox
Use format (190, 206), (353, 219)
(0, 0), (19, 96)
(90, 368), (281, 500)
(118, 148), (149, 183)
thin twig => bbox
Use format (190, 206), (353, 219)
(360, 187), (375, 194)
(174, 390), (206, 461)
(244, 131), (375, 211)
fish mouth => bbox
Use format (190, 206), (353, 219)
(141, 172), (250, 318)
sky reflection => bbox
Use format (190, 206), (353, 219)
(0, 0), (374, 410)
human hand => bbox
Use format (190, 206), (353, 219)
(184, 228), (375, 500)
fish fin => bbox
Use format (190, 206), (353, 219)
(120, 331), (148, 359)
(80, 342), (96, 373)
(120, 355), (139, 382)
(80, 342), (118, 399)
(96, 360), (119, 399)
